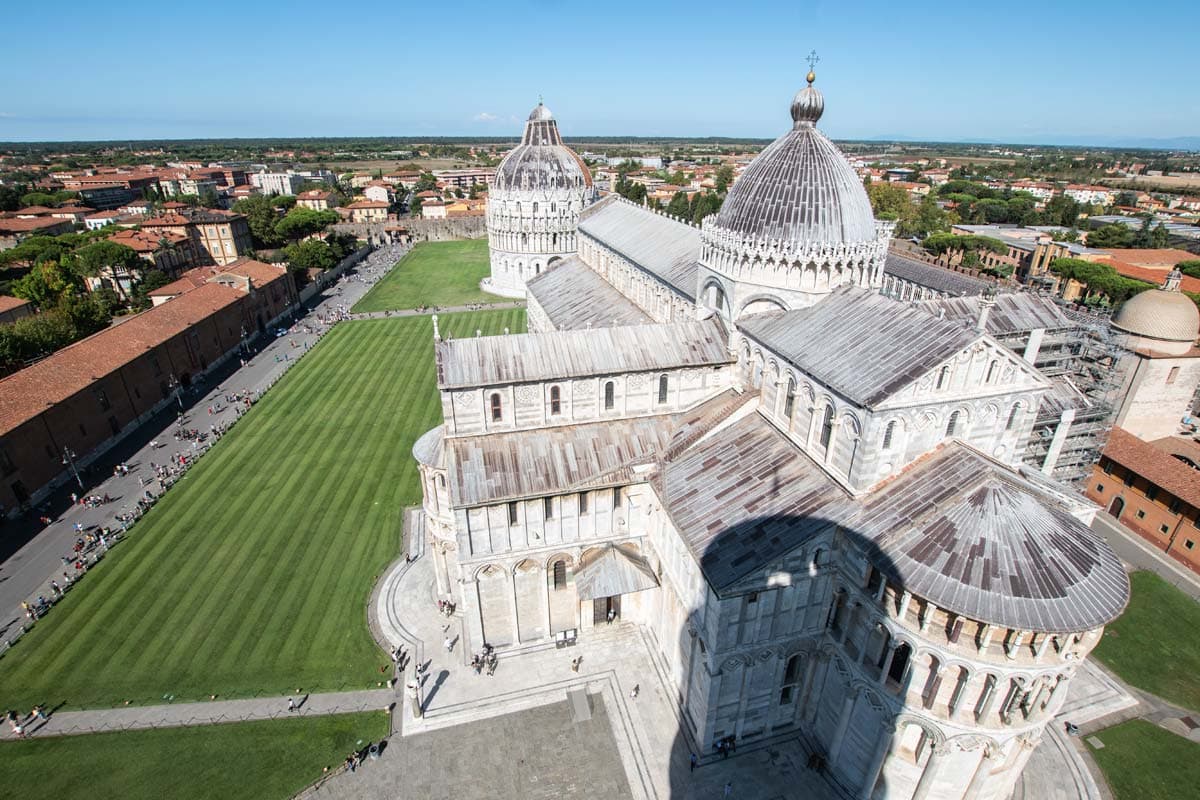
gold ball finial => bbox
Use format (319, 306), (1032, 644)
(806, 70), (816, 86)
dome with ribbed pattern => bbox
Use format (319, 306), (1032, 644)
(712, 78), (876, 245)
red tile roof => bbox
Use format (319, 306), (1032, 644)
(1103, 427), (1200, 509)
(148, 258), (286, 297)
(1100, 248), (1196, 268)
(0, 217), (73, 235)
(345, 200), (389, 209)
(0, 295), (31, 313)
(0, 283), (245, 436)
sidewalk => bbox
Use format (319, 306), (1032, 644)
(0, 688), (393, 740)
(0, 243), (406, 642)
(348, 299), (525, 322)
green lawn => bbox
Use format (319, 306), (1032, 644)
(0, 712), (389, 800)
(1088, 719), (1200, 800)
(352, 239), (503, 312)
(1093, 571), (1200, 711)
(0, 309), (526, 710)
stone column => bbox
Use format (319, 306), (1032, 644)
(798, 653), (821, 720)
(733, 660), (752, 739)
(897, 591), (912, 622)
(508, 569), (522, 645)
(461, 576), (484, 653)
(911, 741), (949, 800)
(541, 569), (553, 640)
(805, 654), (830, 725)
(1040, 675), (1068, 719)
(878, 644), (898, 687)
(433, 543), (450, 597)
(978, 675), (1002, 723)
(964, 747), (999, 800)
(859, 727), (895, 800)
(827, 688), (860, 769)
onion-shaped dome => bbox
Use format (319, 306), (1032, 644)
(1112, 270), (1199, 343)
(711, 71), (876, 245)
(493, 101), (592, 192)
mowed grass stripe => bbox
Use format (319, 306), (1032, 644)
(0, 311), (523, 708)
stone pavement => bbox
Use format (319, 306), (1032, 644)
(0, 688), (393, 740)
(0, 243), (406, 644)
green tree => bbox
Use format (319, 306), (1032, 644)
(275, 208), (339, 242)
(414, 173), (438, 193)
(900, 194), (949, 238)
(1045, 195), (1081, 228)
(867, 182), (912, 220)
(75, 240), (141, 280)
(11, 259), (84, 308)
(715, 164), (734, 194)
(232, 195), (285, 248)
(666, 191), (691, 220)
(198, 185), (221, 209)
(1087, 224), (1134, 249)
(1152, 223), (1170, 249)
(1115, 191), (1139, 208)
(282, 239), (337, 273)
(1177, 260), (1200, 279)
(0, 184), (26, 212)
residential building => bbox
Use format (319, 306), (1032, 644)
(363, 183), (394, 205)
(296, 190), (334, 211)
(140, 209), (253, 267)
(343, 200), (389, 224)
(0, 296), (33, 325)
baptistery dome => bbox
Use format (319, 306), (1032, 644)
(492, 102), (592, 193)
(484, 101), (597, 298)
(1111, 269), (1199, 353)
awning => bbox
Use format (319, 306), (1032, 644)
(574, 546), (660, 600)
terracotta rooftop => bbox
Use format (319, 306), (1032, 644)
(0, 283), (245, 437)
(107, 228), (188, 253)
(1099, 248), (1196, 268)
(0, 217), (72, 234)
(148, 258), (286, 297)
(0, 295), (31, 313)
(1103, 260), (1200, 294)
(345, 200), (389, 209)
(1103, 427), (1200, 510)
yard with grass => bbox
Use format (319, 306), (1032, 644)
(1088, 719), (1200, 800)
(0, 309), (526, 710)
(352, 239), (502, 312)
(1092, 570), (1200, 712)
(0, 711), (389, 800)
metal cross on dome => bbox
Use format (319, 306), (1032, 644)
(806, 50), (820, 71)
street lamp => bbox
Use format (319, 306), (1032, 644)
(61, 447), (83, 489)
(168, 373), (184, 411)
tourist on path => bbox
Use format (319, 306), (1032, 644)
(287, 697), (295, 712)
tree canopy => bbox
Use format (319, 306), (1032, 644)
(1049, 257), (1154, 303)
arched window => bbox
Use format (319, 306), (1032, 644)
(779, 654), (803, 705)
(658, 374), (669, 404)
(604, 381), (615, 410)
(887, 643), (911, 688)
(986, 360), (998, 383)
(532, 202), (538, 214)
(490, 393), (502, 422)
(819, 405), (835, 449)
(552, 232), (558, 247)
(550, 385), (561, 415)
(552, 560), (567, 590)
(936, 366), (950, 389)
(783, 379), (796, 421)
(946, 410), (960, 437)
(882, 421), (895, 449)
(1006, 403), (1020, 431)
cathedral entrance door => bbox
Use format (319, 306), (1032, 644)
(593, 595), (621, 625)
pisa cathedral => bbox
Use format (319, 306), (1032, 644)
(414, 75), (1130, 799)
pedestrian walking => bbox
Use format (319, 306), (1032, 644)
(32, 705), (47, 722)
(723, 782), (733, 798)
(690, 752), (698, 772)
(630, 684), (639, 699)
(287, 697), (295, 712)
(12, 722), (25, 739)
(444, 636), (453, 653)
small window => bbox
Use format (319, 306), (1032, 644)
(1006, 404), (1020, 431)
(1123, 471), (1135, 487)
(1146, 485), (1159, 502)
(1103, 461), (1115, 475)
(1186, 540), (1195, 550)
(783, 379), (796, 420)
(1169, 498), (1183, 514)
(507, 501), (518, 525)
(578, 491), (588, 513)
(612, 486), (622, 509)
(490, 393), (502, 422)
(95, 388), (111, 411)
(604, 381), (615, 410)
(1167, 366), (1180, 385)
(658, 374), (669, 404)
(553, 560), (567, 589)
(1160, 524), (1171, 535)
(748, 592), (758, 604)
(544, 497), (554, 520)
(550, 385), (561, 415)
(882, 421), (895, 450)
(936, 366), (949, 389)
(819, 406), (834, 449)
(1096, 483), (1105, 493)
(1136, 509), (1146, 519)
(946, 411), (960, 438)
(986, 360), (998, 383)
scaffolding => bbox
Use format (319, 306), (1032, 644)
(1019, 305), (1128, 487)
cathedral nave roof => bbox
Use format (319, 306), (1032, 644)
(525, 255), (651, 330)
(435, 316), (731, 390)
(917, 292), (1076, 336)
(883, 251), (992, 297)
(577, 196), (701, 301)
(737, 286), (979, 408)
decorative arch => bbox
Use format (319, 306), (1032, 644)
(737, 293), (788, 319)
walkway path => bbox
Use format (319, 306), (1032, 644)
(1090, 512), (1200, 601)
(0, 243), (406, 647)
(0, 688), (393, 740)
(348, 298), (524, 322)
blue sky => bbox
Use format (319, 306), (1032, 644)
(1, 0), (1196, 145)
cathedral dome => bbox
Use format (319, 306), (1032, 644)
(493, 101), (593, 193)
(711, 74), (876, 246)
(1112, 272), (1199, 344)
